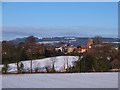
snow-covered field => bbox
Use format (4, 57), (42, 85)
(6, 56), (79, 73)
(2, 73), (118, 88)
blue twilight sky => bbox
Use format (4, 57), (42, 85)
(2, 2), (118, 40)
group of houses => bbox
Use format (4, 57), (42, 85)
(55, 38), (94, 54)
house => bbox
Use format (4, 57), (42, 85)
(75, 45), (90, 53)
(74, 48), (82, 53)
(55, 47), (63, 52)
(55, 45), (74, 54)
(62, 45), (68, 53)
(67, 46), (74, 53)
(87, 38), (93, 46)
(81, 46), (88, 52)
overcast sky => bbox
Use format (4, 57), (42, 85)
(2, 2), (118, 40)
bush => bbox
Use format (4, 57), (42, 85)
(35, 67), (39, 73)
(2, 64), (9, 74)
(19, 62), (24, 73)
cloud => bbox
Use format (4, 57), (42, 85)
(2, 26), (118, 40)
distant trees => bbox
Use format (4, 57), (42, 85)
(79, 54), (96, 72)
(18, 43), (28, 61)
(44, 49), (52, 57)
(2, 36), (63, 65)
(93, 36), (103, 45)
(111, 48), (120, 69)
(2, 41), (13, 64)
(68, 54), (111, 73)
(25, 36), (36, 44)
(2, 36), (36, 73)
(2, 41), (27, 63)
(85, 44), (116, 71)
(68, 54), (96, 72)
(67, 43), (118, 72)
(44, 49), (63, 58)
(25, 36), (37, 73)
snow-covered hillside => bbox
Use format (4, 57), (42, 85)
(7, 56), (79, 73)
(2, 73), (118, 88)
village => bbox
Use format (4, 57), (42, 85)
(1, 35), (120, 74)
(54, 38), (93, 54)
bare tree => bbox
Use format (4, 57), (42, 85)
(25, 36), (36, 73)
(63, 61), (66, 71)
(19, 62), (24, 73)
(45, 61), (52, 73)
(16, 62), (20, 73)
(50, 57), (57, 72)
(64, 56), (69, 71)
(93, 36), (103, 45)
(34, 63), (40, 73)
(2, 64), (9, 74)
(29, 60), (32, 73)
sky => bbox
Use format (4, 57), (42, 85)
(2, 2), (118, 40)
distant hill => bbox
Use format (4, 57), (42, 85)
(7, 36), (119, 46)
(9, 37), (26, 44)
(8, 36), (39, 44)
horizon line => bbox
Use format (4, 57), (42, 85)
(1, 35), (119, 41)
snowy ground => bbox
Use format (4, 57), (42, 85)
(2, 73), (118, 88)
(6, 56), (79, 73)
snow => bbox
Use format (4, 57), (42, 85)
(0, 65), (3, 72)
(2, 72), (118, 88)
(6, 56), (79, 72)
(2, 56), (119, 88)
(37, 41), (60, 44)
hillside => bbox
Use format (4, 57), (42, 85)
(4, 56), (79, 73)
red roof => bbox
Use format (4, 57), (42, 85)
(75, 48), (82, 51)
(62, 46), (68, 49)
(81, 46), (88, 49)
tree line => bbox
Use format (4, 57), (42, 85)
(68, 43), (120, 72)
